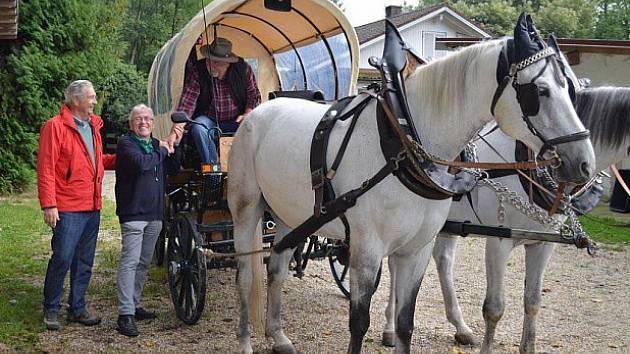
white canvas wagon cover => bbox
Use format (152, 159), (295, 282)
(148, 0), (360, 139)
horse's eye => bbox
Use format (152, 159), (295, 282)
(538, 87), (550, 97)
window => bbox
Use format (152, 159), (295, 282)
(422, 31), (447, 61)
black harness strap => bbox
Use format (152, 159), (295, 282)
(311, 95), (372, 218)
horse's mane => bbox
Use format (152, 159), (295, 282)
(577, 87), (630, 150)
(408, 39), (507, 120)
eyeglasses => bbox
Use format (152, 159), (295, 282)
(132, 116), (154, 123)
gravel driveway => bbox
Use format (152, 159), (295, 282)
(36, 171), (630, 353)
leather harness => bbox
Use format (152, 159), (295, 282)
(273, 20), (592, 253)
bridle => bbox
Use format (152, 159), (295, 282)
(490, 46), (590, 164)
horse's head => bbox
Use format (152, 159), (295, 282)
(492, 13), (595, 184)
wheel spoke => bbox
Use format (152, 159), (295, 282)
(177, 273), (187, 308)
(340, 264), (349, 282)
(190, 271), (199, 290)
(184, 275), (193, 317)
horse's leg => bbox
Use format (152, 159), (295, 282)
(382, 257), (396, 347)
(347, 240), (383, 354)
(229, 122), (265, 354)
(433, 234), (476, 345)
(520, 242), (555, 354)
(481, 239), (514, 354)
(232, 199), (264, 354)
(265, 220), (297, 354)
(391, 239), (435, 354)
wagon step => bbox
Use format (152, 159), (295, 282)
(441, 220), (574, 244)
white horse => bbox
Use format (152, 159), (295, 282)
(381, 86), (630, 354)
(228, 14), (596, 354)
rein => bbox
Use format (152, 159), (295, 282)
(611, 164), (630, 197)
(372, 90), (561, 173)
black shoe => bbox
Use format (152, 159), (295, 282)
(67, 310), (101, 326)
(117, 315), (139, 337)
(134, 307), (157, 321)
(44, 311), (60, 330)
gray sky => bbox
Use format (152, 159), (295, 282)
(343, 0), (407, 26)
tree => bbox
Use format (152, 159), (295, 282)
(595, 0), (630, 39)
(331, 0), (345, 11)
(120, 0), (201, 73)
(535, 0), (597, 38)
(454, 0), (520, 36)
(0, 0), (141, 193)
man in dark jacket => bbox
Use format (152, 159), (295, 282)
(166, 37), (261, 166)
(37, 80), (116, 330)
(115, 104), (173, 336)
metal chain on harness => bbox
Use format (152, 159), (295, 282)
(444, 141), (597, 254)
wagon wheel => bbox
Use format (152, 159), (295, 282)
(328, 250), (351, 299)
(328, 242), (382, 300)
(167, 212), (207, 324)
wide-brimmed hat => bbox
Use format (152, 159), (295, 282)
(200, 37), (238, 63)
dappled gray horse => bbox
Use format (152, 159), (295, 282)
(228, 14), (595, 354)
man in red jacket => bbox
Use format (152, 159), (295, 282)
(37, 80), (116, 330)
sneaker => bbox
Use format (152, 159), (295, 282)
(134, 307), (157, 321)
(67, 310), (101, 326)
(44, 311), (60, 330)
(117, 315), (139, 337)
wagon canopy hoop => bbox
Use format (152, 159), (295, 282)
(148, 0), (360, 140)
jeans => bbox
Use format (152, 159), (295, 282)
(189, 115), (239, 164)
(116, 220), (162, 315)
(43, 211), (100, 315)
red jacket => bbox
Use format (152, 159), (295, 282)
(37, 105), (116, 212)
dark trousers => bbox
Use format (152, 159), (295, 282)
(43, 211), (100, 314)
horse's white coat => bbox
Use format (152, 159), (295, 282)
(228, 37), (596, 354)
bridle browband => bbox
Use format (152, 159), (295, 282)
(490, 46), (590, 162)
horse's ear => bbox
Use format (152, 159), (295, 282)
(526, 14), (545, 50)
(513, 12), (541, 62)
(547, 34), (561, 54)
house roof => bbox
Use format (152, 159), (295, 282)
(436, 37), (630, 56)
(0, 0), (18, 40)
(354, 3), (491, 45)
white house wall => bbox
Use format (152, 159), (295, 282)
(571, 52), (630, 173)
(359, 15), (479, 69)
(572, 53), (630, 87)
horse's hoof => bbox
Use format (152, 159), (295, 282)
(272, 343), (297, 354)
(455, 332), (477, 346)
(382, 331), (396, 347)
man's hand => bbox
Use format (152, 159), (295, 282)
(160, 140), (174, 154)
(43, 207), (59, 228)
(236, 109), (253, 123)
(166, 133), (178, 151)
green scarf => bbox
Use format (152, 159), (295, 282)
(131, 134), (154, 154)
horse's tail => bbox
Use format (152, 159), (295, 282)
(228, 115), (266, 337)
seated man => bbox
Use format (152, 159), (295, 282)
(167, 37), (261, 165)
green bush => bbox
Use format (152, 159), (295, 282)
(0, 0), (143, 194)
(100, 62), (149, 138)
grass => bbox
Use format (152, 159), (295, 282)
(579, 215), (630, 250)
(0, 197), (121, 351)
(579, 203), (630, 250)
(0, 198), (51, 350)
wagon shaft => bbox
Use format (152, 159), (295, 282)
(441, 220), (575, 244)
